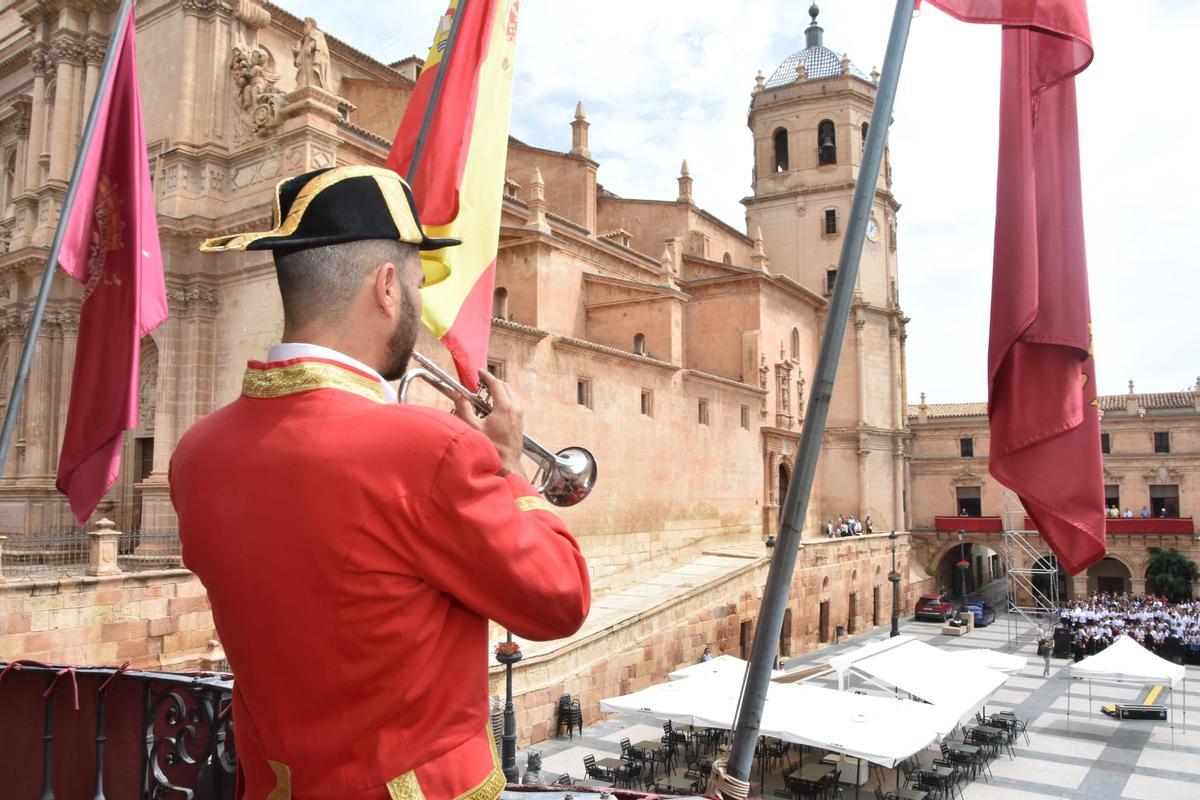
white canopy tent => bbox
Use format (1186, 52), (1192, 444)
(669, 654), (784, 682)
(828, 635), (1009, 735)
(1067, 634), (1188, 742)
(944, 648), (1027, 675)
(600, 674), (945, 768)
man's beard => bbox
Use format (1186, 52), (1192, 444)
(379, 289), (419, 382)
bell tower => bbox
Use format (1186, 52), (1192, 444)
(745, 4), (910, 531)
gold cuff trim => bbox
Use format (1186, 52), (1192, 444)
(242, 361), (386, 404)
(386, 770), (426, 800)
(266, 760), (292, 800)
(515, 495), (558, 515)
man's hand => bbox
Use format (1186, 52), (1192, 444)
(452, 369), (526, 477)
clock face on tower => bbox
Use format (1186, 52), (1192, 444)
(866, 217), (880, 242)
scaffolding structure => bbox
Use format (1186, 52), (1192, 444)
(1002, 491), (1060, 647)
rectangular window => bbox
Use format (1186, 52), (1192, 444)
(823, 209), (838, 236)
(955, 486), (982, 517)
(640, 389), (653, 417)
(1154, 431), (1170, 454)
(698, 399), (709, 426)
(959, 437), (974, 458)
(1105, 484), (1120, 509)
(576, 378), (592, 409)
(486, 360), (506, 381)
(825, 269), (837, 295)
(1150, 484), (1180, 518)
(1100, 432), (1110, 454)
(740, 404), (750, 430)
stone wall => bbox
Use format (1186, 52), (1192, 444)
(0, 569), (215, 670)
(494, 533), (931, 746)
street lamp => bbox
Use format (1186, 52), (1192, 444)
(957, 529), (970, 612)
(888, 530), (901, 637)
(495, 631), (522, 783)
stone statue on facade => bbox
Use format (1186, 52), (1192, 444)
(231, 43), (284, 138)
(293, 17), (330, 90)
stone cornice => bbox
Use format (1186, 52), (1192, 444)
(551, 335), (680, 373)
(681, 369), (765, 395)
(490, 317), (549, 343)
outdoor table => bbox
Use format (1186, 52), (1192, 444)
(797, 762), (833, 782)
(654, 775), (698, 794)
(894, 788), (929, 800)
(820, 753), (867, 785)
(636, 739), (671, 777)
(596, 756), (623, 771)
(946, 742), (980, 757)
(919, 764), (953, 781)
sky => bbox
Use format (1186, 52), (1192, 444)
(279, 0), (1200, 404)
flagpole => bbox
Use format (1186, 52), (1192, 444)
(405, 0), (471, 185)
(723, 0), (917, 789)
(0, 0), (136, 478)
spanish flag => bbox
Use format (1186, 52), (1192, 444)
(386, 0), (520, 388)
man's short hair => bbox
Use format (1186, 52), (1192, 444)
(273, 238), (418, 329)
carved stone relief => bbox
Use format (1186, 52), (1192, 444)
(138, 347), (158, 431)
(231, 43), (286, 141)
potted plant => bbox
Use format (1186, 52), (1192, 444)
(494, 640), (523, 665)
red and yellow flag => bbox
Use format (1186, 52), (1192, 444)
(386, 0), (520, 388)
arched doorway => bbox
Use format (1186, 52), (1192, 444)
(778, 462), (790, 505)
(937, 542), (977, 599)
(1087, 557), (1132, 596)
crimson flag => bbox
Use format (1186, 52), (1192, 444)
(56, 11), (168, 524)
(924, 0), (1104, 574)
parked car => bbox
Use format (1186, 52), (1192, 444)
(915, 593), (956, 622)
(964, 599), (997, 627)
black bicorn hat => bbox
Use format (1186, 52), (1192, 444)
(199, 166), (460, 257)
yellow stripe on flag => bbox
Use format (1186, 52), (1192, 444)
(419, 0), (517, 339)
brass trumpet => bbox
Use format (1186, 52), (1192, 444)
(397, 351), (598, 507)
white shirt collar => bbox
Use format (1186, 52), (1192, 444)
(267, 342), (397, 404)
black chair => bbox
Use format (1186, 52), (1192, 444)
(614, 753), (643, 789)
(584, 754), (612, 783)
(553, 772), (573, 786)
(555, 694), (574, 738)
(663, 720), (688, 755)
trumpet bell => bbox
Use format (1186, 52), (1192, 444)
(536, 447), (598, 507)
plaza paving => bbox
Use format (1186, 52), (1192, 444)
(516, 609), (1200, 798)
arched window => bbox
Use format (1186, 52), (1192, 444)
(722, 252), (732, 265)
(818, 119), (837, 166)
(861, 122), (869, 145)
(633, 333), (646, 355)
(790, 328), (800, 360)
(773, 128), (789, 172)
(491, 286), (508, 319)
(778, 462), (790, 503)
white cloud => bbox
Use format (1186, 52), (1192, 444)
(278, 0), (1200, 402)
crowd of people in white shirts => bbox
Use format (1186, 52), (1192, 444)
(825, 514), (874, 538)
(1058, 592), (1200, 656)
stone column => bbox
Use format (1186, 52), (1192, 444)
(24, 46), (49, 192)
(1130, 577), (1146, 595)
(53, 312), (78, 459)
(176, 12), (200, 144)
(48, 40), (82, 183)
(0, 534), (6, 582)
(87, 518), (122, 576)
(21, 320), (55, 479)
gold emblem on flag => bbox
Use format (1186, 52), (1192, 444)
(82, 174), (125, 302)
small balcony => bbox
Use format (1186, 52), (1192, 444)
(934, 516), (1004, 533)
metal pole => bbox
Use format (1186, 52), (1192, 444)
(0, 0), (135, 478)
(405, 0), (470, 185)
(889, 531), (901, 637)
(502, 631), (519, 783)
(726, 0), (917, 784)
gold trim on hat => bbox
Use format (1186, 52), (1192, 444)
(199, 166), (426, 253)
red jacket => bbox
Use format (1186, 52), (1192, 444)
(170, 357), (591, 799)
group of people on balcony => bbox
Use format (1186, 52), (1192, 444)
(824, 514), (874, 538)
(1057, 593), (1200, 658)
(1106, 505), (1165, 519)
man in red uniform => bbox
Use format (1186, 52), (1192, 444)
(171, 166), (591, 799)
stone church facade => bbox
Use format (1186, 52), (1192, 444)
(0, 1), (910, 574)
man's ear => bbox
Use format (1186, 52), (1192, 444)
(374, 262), (398, 317)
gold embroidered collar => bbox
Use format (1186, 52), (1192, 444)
(242, 358), (386, 404)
